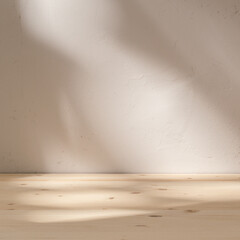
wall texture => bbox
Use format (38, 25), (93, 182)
(1, 0), (240, 173)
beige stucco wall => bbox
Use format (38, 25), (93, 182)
(1, 0), (240, 173)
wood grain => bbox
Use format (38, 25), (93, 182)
(0, 174), (240, 239)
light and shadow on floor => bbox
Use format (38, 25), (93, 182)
(0, 174), (240, 240)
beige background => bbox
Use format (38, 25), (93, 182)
(1, 0), (240, 173)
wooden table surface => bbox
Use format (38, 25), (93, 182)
(0, 174), (240, 239)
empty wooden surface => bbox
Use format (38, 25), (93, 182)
(0, 174), (240, 240)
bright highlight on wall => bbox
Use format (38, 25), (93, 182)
(1, 0), (240, 173)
